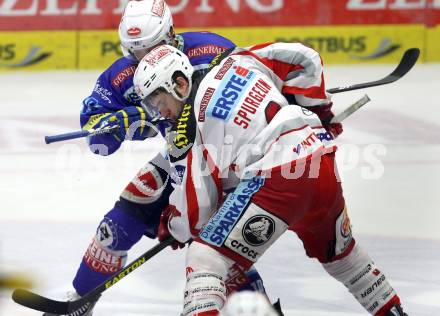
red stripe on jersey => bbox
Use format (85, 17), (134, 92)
(202, 146), (223, 204)
(248, 42), (274, 51)
(233, 49), (271, 70)
(199, 132), (222, 204)
(281, 73), (327, 99)
(185, 150), (200, 237)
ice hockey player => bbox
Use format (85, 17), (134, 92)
(133, 43), (408, 316)
(44, 1), (276, 315)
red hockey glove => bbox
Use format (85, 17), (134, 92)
(307, 102), (343, 138)
(157, 205), (186, 250)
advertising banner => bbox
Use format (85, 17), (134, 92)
(426, 25), (440, 61)
(0, 0), (439, 31)
(78, 31), (121, 69)
(184, 25), (426, 63)
(0, 0), (123, 31)
(171, 0), (440, 27)
(75, 24), (425, 69)
(0, 31), (76, 70)
(0, 0), (438, 71)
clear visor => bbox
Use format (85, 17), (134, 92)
(140, 97), (161, 120)
(140, 88), (167, 119)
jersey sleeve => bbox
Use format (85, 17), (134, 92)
(237, 42), (331, 107)
(79, 58), (142, 155)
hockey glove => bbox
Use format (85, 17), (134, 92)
(307, 102), (343, 138)
(158, 205), (186, 250)
(100, 106), (155, 142)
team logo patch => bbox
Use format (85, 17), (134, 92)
(170, 165), (186, 185)
(340, 209), (352, 238)
(127, 27), (141, 37)
(243, 215), (275, 246)
(97, 219), (118, 248)
(335, 207), (353, 255)
(224, 203), (289, 263)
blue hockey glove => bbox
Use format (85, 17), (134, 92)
(101, 106), (155, 141)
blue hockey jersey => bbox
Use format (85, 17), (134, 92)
(80, 32), (235, 155)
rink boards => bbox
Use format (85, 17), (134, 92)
(0, 24), (438, 71)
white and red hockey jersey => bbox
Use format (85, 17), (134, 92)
(167, 42), (337, 243)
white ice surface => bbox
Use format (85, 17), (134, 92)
(0, 63), (439, 315)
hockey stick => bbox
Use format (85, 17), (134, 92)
(12, 236), (175, 314)
(44, 48), (418, 145)
(326, 48), (419, 94)
(45, 125), (119, 144)
(45, 117), (171, 144)
(330, 94), (371, 124)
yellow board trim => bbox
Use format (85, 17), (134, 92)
(426, 25), (440, 62)
(0, 24), (437, 72)
(0, 31), (76, 71)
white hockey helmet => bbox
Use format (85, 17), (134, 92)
(119, 0), (174, 61)
(134, 44), (194, 106)
(220, 291), (278, 316)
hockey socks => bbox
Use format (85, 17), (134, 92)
(73, 206), (148, 295)
(323, 244), (400, 315)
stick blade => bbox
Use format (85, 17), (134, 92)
(12, 288), (69, 314)
(388, 47), (420, 79)
(327, 48), (420, 94)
